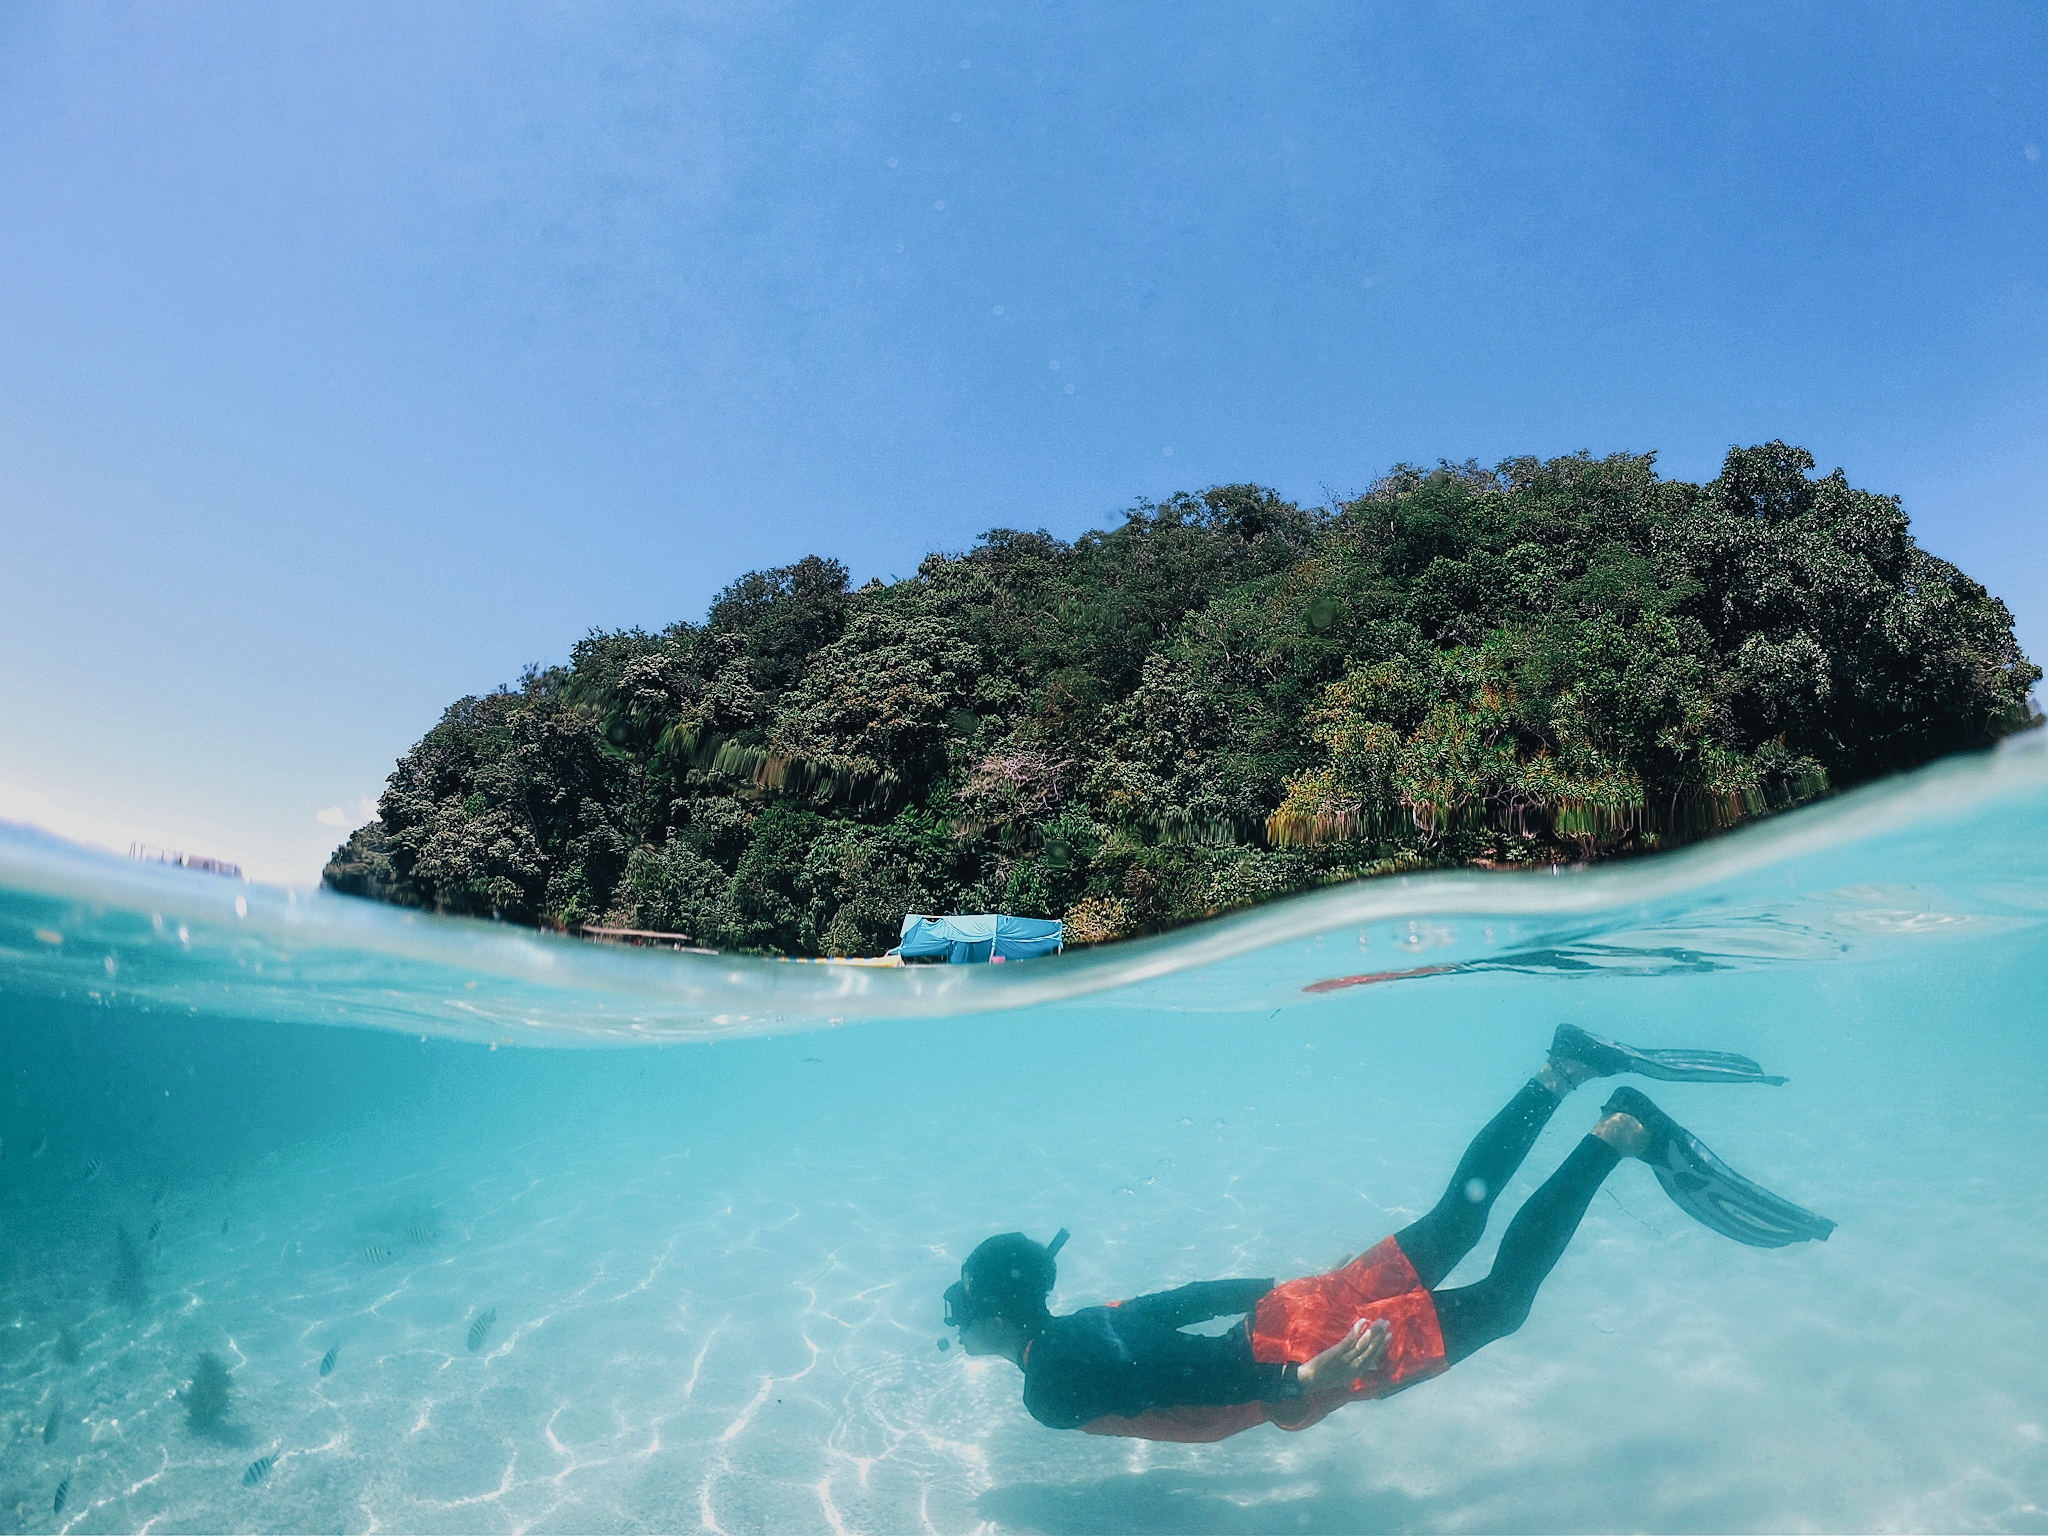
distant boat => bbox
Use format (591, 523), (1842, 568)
(129, 844), (243, 880)
(576, 925), (718, 954)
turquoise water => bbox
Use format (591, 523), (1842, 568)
(3, 736), (2047, 1534)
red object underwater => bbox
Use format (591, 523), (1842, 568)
(1079, 1236), (1447, 1442)
(1303, 964), (1461, 993)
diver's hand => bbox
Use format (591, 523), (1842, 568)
(1296, 1317), (1391, 1396)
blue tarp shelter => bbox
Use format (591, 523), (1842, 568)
(889, 913), (1064, 963)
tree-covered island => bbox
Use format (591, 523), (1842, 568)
(324, 443), (2040, 954)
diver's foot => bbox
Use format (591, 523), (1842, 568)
(1548, 1022), (1788, 1089)
(1541, 1023), (1618, 1096)
(1593, 1110), (1650, 1158)
(1599, 1084), (1836, 1246)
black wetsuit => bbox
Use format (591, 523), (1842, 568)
(1020, 1280), (1299, 1430)
(1017, 1079), (1621, 1429)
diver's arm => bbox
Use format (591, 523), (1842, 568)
(1120, 1278), (1274, 1328)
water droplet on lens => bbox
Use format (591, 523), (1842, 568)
(1465, 1178), (1488, 1203)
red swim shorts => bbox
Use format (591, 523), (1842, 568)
(1079, 1236), (1447, 1443)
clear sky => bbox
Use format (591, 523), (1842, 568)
(2, 1), (2043, 884)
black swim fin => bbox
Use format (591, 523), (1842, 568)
(1553, 1023), (1787, 1086)
(1603, 1086), (1835, 1247)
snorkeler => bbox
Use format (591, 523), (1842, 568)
(944, 1024), (1833, 1442)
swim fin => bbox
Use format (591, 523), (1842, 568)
(1552, 1023), (1787, 1086)
(1603, 1086), (1835, 1247)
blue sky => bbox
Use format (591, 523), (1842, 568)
(2, 0), (2043, 883)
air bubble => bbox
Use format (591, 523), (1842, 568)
(1465, 1178), (1488, 1203)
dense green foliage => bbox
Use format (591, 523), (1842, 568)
(326, 444), (2039, 952)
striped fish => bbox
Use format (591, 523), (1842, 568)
(405, 1222), (436, 1245)
(43, 1395), (62, 1445)
(243, 1453), (276, 1487)
(53, 1476), (70, 1515)
(359, 1245), (392, 1265)
(318, 1346), (338, 1377)
(84, 1157), (103, 1182)
(466, 1307), (497, 1352)
(147, 1219), (161, 1242)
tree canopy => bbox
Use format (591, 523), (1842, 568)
(324, 444), (2041, 953)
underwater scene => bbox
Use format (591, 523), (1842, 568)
(3, 733), (2046, 1535)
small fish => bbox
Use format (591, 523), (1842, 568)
(32, 1131), (49, 1158)
(221, 1218), (230, 1234)
(243, 1453), (276, 1487)
(405, 1222), (435, 1245)
(318, 1346), (338, 1377)
(147, 1219), (161, 1242)
(359, 1245), (391, 1265)
(53, 1476), (69, 1515)
(43, 1395), (63, 1444)
(58, 1327), (81, 1364)
(84, 1157), (103, 1182)
(466, 1307), (497, 1352)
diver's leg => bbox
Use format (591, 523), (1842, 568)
(1394, 1075), (1568, 1290)
(1431, 1112), (1640, 1364)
